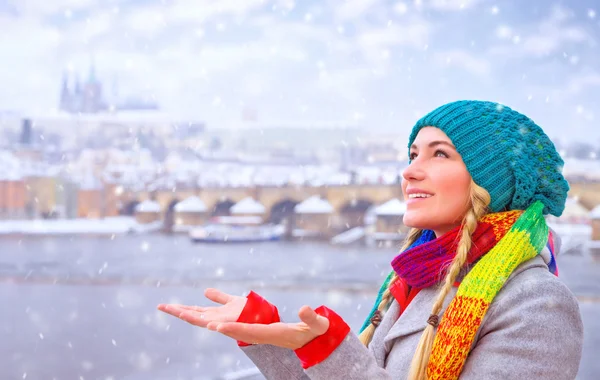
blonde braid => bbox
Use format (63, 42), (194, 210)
(407, 182), (491, 380)
(358, 228), (423, 346)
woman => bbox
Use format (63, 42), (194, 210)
(159, 100), (584, 379)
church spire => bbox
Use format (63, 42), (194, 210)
(88, 56), (97, 84)
(74, 74), (82, 94)
(59, 70), (71, 111)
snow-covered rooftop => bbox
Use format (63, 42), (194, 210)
(562, 158), (600, 180)
(230, 197), (266, 214)
(0, 170), (23, 181)
(294, 196), (334, 214)
(0, 217), (139, 235)
(560, 197), (591, 219)
(135, 200), (161, 213)
(32, 109), (194, 124)
(375, 199), (407, 216)
(174, 196), (207, 213)
(78, 172), (102, 190)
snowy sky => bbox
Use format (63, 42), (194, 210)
(1, 0), (599, 142)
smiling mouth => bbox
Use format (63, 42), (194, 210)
(407, 193), (433, 199)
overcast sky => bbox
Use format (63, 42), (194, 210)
(0, 0), (599, 142)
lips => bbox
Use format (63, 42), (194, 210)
(407, 193), (432, 199)
(406, 188), (434, 198)
(405, 188), (434, 204)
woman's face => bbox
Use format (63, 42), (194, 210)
(402, 127), (472, 237)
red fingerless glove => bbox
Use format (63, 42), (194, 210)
(294, 306), (350, 369)
(235, 291), (280, 347)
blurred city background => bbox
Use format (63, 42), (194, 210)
(0, 0), (599, 379)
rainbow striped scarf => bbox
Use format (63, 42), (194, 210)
(361, 201), (554, 379)
(428, 201), (552, 378)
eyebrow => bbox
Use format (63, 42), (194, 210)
(410, 140), (456, 150)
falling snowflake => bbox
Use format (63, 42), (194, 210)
(81, 361), (94, 371)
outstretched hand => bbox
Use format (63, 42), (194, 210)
(206, 305), (329, 350)
(157, 289), (330, 350)
(157, 288), (247, 328)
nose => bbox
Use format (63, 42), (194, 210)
(402, 159), (426, 182)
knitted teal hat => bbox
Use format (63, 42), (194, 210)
(407, 100), (569, 216)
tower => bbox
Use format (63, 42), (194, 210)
(82, 59), (104, 113)
(20, 119), (32, 145)
(59, 71), (71, 112)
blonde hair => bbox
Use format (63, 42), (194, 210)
(358, 181), (491, 380)
(358, 228), (422, 346)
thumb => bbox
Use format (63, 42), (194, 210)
(298, 306), (329, 335)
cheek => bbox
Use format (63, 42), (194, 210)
(436, 169), (471, 207)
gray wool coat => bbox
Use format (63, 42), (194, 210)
(241, 253), (584, 379)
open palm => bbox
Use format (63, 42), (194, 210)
(205, 305), (329, 349)
(158, 288), (329, 350)
(157, 288), (246, 328)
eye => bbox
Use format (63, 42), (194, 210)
(434, 149), (449, 158)
(409, 152), (417, 160)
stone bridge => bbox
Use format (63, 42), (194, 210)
(118, 183), (404, 223)
(114, 181), (600, 226)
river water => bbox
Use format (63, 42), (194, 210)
(1, 234), (598, 379)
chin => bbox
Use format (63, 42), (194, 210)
(402, 214), (431, 230)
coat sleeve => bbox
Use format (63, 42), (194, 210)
(300, 331), (393, 380)
(241, 344), (311, 380)
(459, 273), (584, 379)
(294, 307), (393, 380)
(239, 296), (393, 379)
(236, 291), (310, 380)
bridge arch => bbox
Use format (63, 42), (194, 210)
(211, 199), (235, 216)
(338, 198), (374, 229)
(120, 200), (140, 216)
(164, 198), (180, 231)
(268, 199), (299, 223)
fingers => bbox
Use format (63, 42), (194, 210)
(298, 306), (329, 335)
(158, 305), (211, 327)
(204, 288), (232, 305)
(177, 310), (210, 327)
(157, 304), (184, 317)
(209, 322), (282, 346)
(158, 304), (207, 313)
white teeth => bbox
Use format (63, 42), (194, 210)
(408, 193), (432, 199)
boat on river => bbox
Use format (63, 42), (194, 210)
(189, 216), (285, 243)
